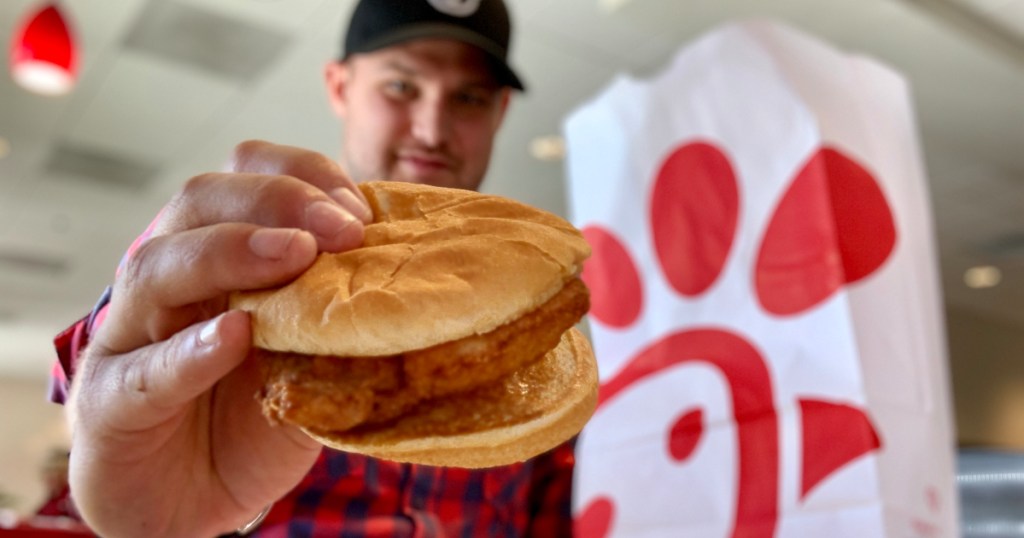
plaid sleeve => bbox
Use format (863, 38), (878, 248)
(50, 286), (112, 404)
(50, 208), (162, 405)
(525, 438), (577, 537)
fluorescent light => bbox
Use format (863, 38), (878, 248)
(964, 265), (1002, 288)
(530, 135), (566, 161)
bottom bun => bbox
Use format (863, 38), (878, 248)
(304, 327), (598, 468)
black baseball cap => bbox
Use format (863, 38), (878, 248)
(341, 0), (525, 91)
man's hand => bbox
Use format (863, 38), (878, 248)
(66, 141), (371, 537)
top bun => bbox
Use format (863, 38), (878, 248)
(229, 181), (591, 357)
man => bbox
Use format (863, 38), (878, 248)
(50, 0), (575, 536)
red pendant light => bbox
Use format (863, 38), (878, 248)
(9, 2), (78, 96)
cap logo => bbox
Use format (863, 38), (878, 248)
(426, 0), (482, 17)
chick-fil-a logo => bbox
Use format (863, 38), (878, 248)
(574, 142), (894, 537)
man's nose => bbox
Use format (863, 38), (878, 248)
(411, 95), (450, 148)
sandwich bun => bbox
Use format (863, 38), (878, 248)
(232, 180), (591, 357)
(229, 181), (597, 467)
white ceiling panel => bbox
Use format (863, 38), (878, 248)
(149, 5), (349, 201)
(0, 0), (38, 22)
(178, 0), (354, 33)
(0, 74), (72, 151)
(64, 51), (237, 163)
(952, 0), (1018, 12)
(209, 7), (346, 153)
(63, 0), (150, 53)
(997, 1), (1024, 36)
(0, 130), (51, 192)
(953, 0), (1024, 37)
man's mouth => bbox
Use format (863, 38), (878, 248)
(399, 152), (451, 170)
(395, 152), (457, 183)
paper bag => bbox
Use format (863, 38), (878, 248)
(564, 20), (958, 537)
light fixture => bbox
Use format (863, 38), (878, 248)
(9, 2), (78, 96)
(964, 265), (1001, 289)
(0, 137), (10, 160)
(530, 135), (566, 162)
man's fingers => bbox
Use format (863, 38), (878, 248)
(229, 139), (371, 220)
(76, 310), (253, 435)
(143, 224), (317, 306)
(67, 310), (318, 538)
(101, 224), (317, 352)
(327, 185), (374, 225)
(157, 172), (368, 253)
(230, 139), (372, 226)
(228, 141), (361, 196)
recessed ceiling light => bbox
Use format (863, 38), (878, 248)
(964, 265), (1001, 289)
(530, 135), (565, 162)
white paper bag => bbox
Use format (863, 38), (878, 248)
(565, 20), (958, 537)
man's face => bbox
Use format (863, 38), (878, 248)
(325, 38), (511, 191)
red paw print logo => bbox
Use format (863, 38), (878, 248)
(574, 142), (896, 537)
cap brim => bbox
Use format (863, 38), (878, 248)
(345, 22), (525, 91)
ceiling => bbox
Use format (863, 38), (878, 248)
(0, 0), (1022, 380)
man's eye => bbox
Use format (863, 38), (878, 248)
(384, 80), (414, 97)
(455, 91), (492, 107)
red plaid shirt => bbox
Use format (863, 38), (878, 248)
(51, 292), (575, 537)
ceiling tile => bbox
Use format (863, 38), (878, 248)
(42, 140), (161, 193)
(177, 0), (354, 33)
(123, 0), (292, 83)
(64, 52), (238, 163)
(950, 0), (1018, 14)
(148, 8), (347, 195)
(994, 0), (1024, 39)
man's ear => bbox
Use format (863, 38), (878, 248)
(494, 87), (512, 127)
(324, 61), (350, 118)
